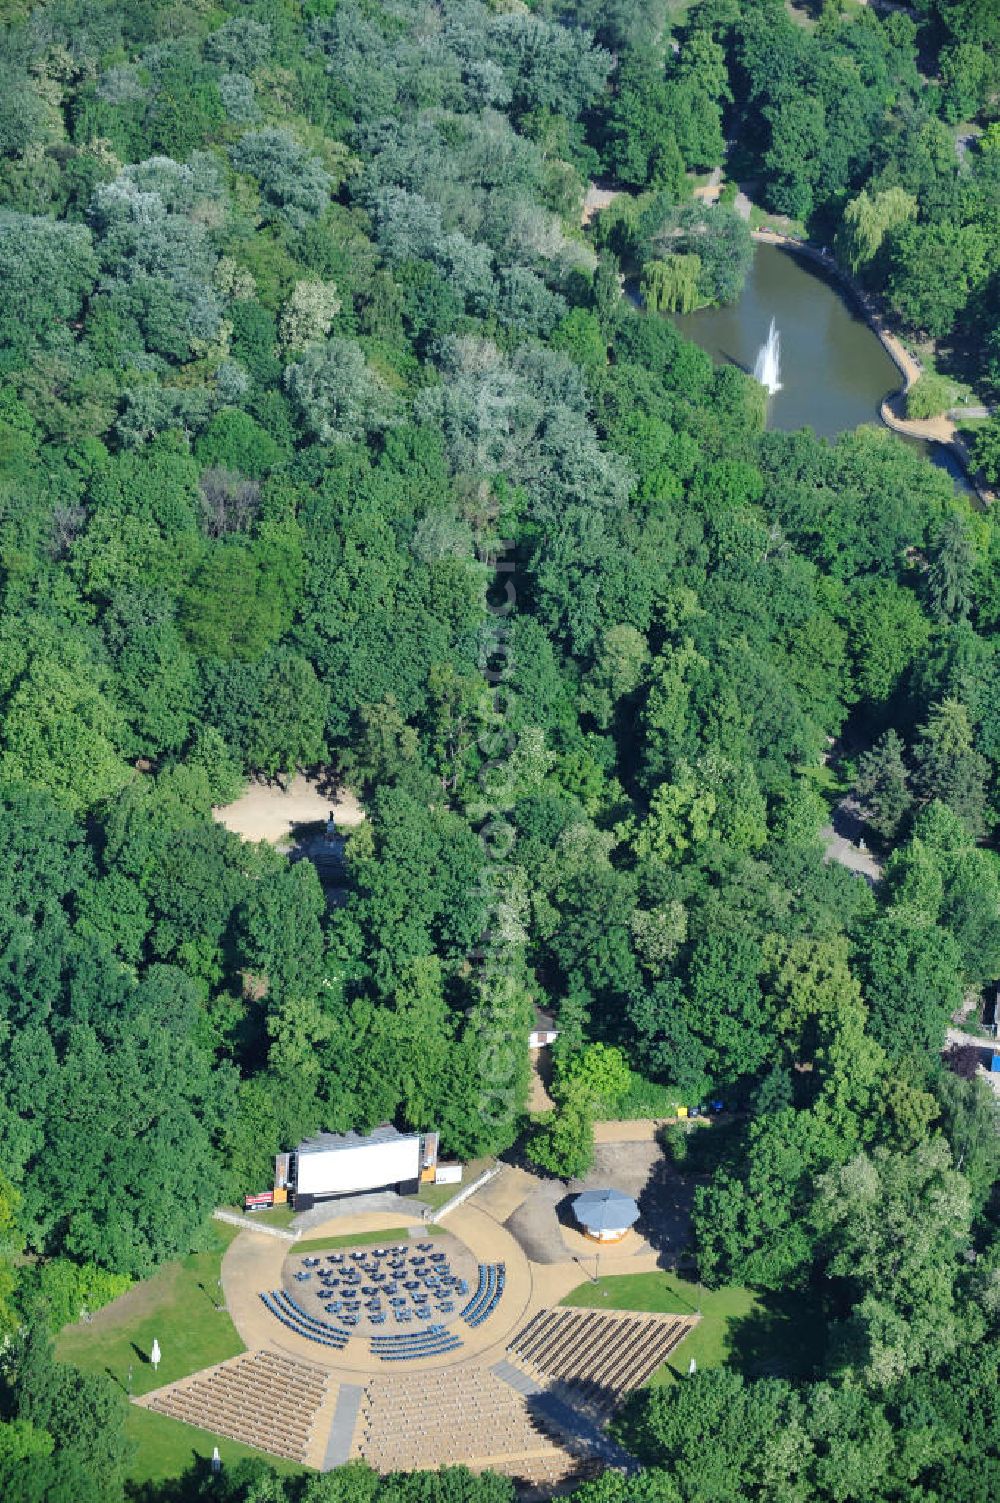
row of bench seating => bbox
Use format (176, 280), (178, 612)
(461, 1263), (505, 1327)
(370, 1329), (463, 1361)
(260, 1289), (348, 1349)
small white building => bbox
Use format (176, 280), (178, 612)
(529, 1007), (559, 1049)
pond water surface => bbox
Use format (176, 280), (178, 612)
(671, 242), (900, 439)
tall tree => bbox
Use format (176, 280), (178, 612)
(855, 731), (913, 843)
(912, 700), (988, 836)
(813, 1137), (972, 1386)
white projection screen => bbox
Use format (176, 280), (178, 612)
(295, 1136), (420, 1196)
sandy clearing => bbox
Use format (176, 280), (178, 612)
(581, 181), (620, 226)
(213, 772), (364, 846)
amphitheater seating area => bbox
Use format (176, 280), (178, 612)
(358, 1365), (579, 1482)
(144, 1350), (329, 1463)
(289, 1240), (471, 1337)
(488, 1451), (602, 1498)
(265, 1255), (504, 1352)
(461, 1263), (505, 1327)
(261, 1288), (349, 1348)
(507, 1308), (693, 1415)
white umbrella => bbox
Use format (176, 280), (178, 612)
(150, 1338), (161, 1372)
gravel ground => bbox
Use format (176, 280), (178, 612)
(505, 1142), (696, 1266)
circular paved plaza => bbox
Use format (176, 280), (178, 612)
(223, 1204), (536, 1377)
(281, 1231), (480, 1341)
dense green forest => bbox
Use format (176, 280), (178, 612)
(0, 0), (998, 1498)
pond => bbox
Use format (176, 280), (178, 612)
(669, 241), (969, 488)
(671, 242), (900, 439)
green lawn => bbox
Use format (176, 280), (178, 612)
(222, 1203), (296, 1229)
(56, 1222), (304, 1486)
(294, 1225), (427, 1254)
(749, 202), (807, 239)
(562, 1270), (825, 1386)
(958, 416), (992, 434)
(416, 1180), (466, 1212)
(664, 0), (695, 30)
(116, 1403), (306, 1488)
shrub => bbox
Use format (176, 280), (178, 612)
(906, 372), (958, 420)
(22, 1259), (130, 1332)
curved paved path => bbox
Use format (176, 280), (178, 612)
(222, 1207), (534, 1377)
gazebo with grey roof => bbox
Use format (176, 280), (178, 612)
(571, 1187), (639, 1243)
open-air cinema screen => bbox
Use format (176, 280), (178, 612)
(295, 1136), (420, 1196)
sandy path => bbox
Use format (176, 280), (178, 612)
(213, 773), (364, 846)
(693, 166), (723, 204)
(528, 1048), (555, 1113)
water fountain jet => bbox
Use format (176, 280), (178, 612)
(753, 318), (781, 395)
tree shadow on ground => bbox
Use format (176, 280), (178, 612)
(546, 1159), (697, 1270)
(287, 819), (349, 905)
(633, 1156), (700, 1268)
(725, 1286), (827, 1381)
(830, 797), (866, 845)
(127, 1458), (227, 1503)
